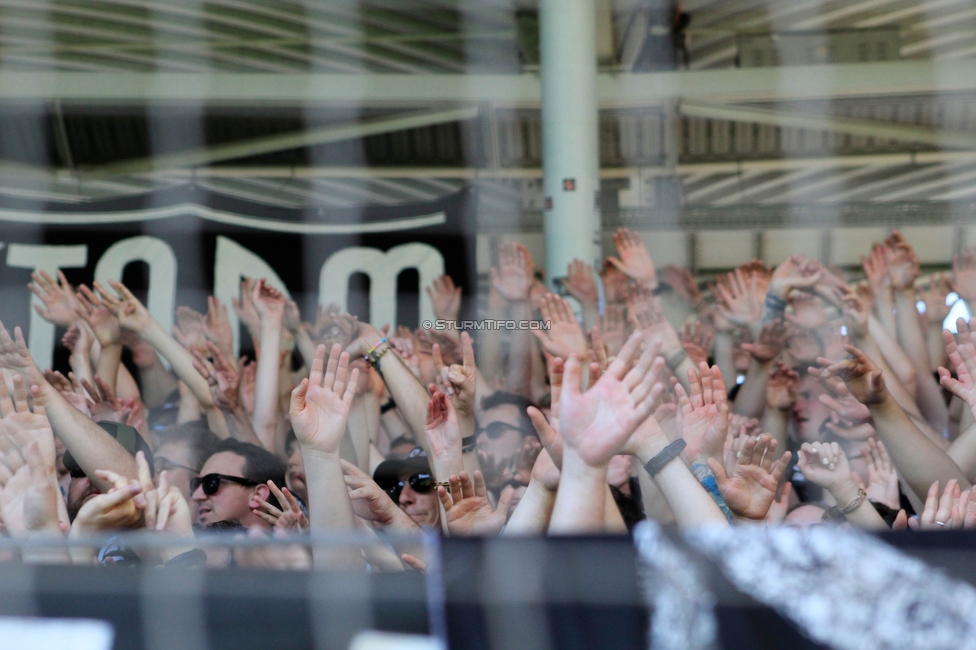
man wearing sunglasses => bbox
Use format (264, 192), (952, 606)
(192, 438), (285, 529)
(154, 422), (220, 520)
(372, 447), (442, 529)
(476, 392), (541, 494)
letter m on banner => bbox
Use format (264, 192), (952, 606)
(319, 243), (444, 328)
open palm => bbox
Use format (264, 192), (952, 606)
(290, 343), (358, 454)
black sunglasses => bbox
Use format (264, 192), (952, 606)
(385, 472), (446, 503)
(190, 473), (257, 496)
(477, 421), (531, 440)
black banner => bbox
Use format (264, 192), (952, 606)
(0, 184), (477, 368)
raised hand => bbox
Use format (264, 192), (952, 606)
(862, 244), (891, 297)
(564, 259), (598, 307)
(28, 270), (82, 328)
(73, 284), (122, 347)
(232, 277), (262, 337)
(600, 260), (631, 305)
(424, 391), (462, 466)
(597, 304), (629, 357)
(681, 321), (712, 367)
(172, 306), (209, 355)
(251, 278), (286, 321)
(490, 241), (534, 302)
(883, 231), (919, 290)
(675, 362), (729, 462)
(919, 274), (953, 324)
(766, 361), (799, 411)
(239, 359), (257, 416)
(426, 274), (462, 322)
(81, 376), (129, 423)
(797, 440), (857, 495)
(862, 438), (900, 509)
(253, 480), (308, 533)
(938, 322), (976, 411)
(660, 265), (702, 306)
(307, 303), (359, 350)
(22, 441), (62, 535)
(912, 479), (976, 530)
(839, 288), (869, 339)
(533, 294), (588, 360)
(558, 331), (662, 467)
(714, 266), (766, 331)
(0, 374), (55, 472)
(438, 470), (513, 537)
(71, 469), (146, 533)
(151, 475), (194, 539)
(769, 254), (821, 301)
(953, 247), (976, 303)
(0, 460), (29, 535)
(103, 280), (153, 333)
(801, 259), (848, 307)
(204, 296), (236, 362)
(815, 345), (888, 405)
(627, 286), (681, 353)
(289, 344), (359, 455)
(817, 373), (872, 424)
(708, 434), (790, 521)
(282, 298), (302, 336)
(741, 319), (786, 362)
(607, 228), (658, 288)
(433, 332), (477, 419)
(0, 322), (40, 383)
(341, 459), (418, 530)
(193, 343), (243, 411)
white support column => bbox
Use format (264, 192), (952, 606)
(539, 0), (602, 288)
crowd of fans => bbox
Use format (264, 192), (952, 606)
(2, 228), (976, 570)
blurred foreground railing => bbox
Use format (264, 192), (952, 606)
(2, 527), (976, 650)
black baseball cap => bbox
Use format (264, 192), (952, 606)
(372, 446), (431, 491)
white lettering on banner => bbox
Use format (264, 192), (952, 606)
(213, 236), (292, 355)
(319, 243), (444, 329)
(6, 244), (88, 369)
(94, 236), (178, 343)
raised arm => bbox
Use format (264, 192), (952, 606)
(250, 279), (286, 455)
(797, 440), (888, 530)
(99, 281), (223, 424)
(818, 345), (969, 498)
(346, 322), (434, 455)
(0, 321), (137, 489)
(289, 343), (362, 568)
(885, 232), (948, 433)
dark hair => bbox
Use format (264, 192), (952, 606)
(284, 429), (298, 456)
(388, 434), (417, 451)
(155, 421), (221, 472)
(478, 391), (536, 435)
(209, 439), (286, 489)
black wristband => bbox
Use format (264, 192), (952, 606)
(461, 435), (477, 453)
(643, 439), (687, 478)
(380, 399), (396, 414)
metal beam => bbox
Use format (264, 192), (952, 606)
(678, 100), (976, 149)
(4, 59), (976, 106)
(83, 106), (480, 176)
(133, 151), (976, 179)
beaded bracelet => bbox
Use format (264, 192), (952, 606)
(365, 338), (389, 366)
